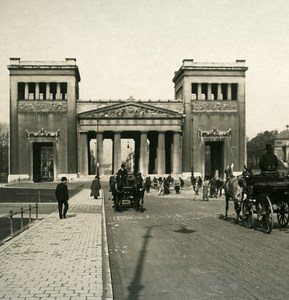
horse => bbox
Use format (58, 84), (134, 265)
(224, 166), (247, 222)
(216, 179), (225, 197)
(131, 173), (145, 212)
(110, 174), (125, 212)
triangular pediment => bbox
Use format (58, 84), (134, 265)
(78, 102), (182, 119)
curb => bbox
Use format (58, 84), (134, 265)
(102, 189), (114, 299)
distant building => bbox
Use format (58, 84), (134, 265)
(7, 58), (247, 182)
(247, 130), (289, 170)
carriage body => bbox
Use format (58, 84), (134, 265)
(242, 172), (289, 233)
(123, 174), (136, 201)
(110, 173), (145, 212)
(248, 174), (289, 204)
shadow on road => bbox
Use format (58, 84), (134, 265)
(126, 226), (155, 300)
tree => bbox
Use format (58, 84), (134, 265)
(0, 122), (9, 143)
(247, 130), (278, 151)
(0, 122), (9, 178)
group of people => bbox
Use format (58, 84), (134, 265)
(190, 175), (224, 201)
(54, 143), (280, 219)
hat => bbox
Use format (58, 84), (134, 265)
(61, 176), (67, 182)
(265, 144), (272, 151)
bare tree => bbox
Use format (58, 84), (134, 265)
(0, 122), (9, 143)
(0, 122), (9, 176)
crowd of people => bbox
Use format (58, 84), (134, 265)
(54, 143), (282, 219)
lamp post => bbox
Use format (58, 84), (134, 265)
(96, 162), (100, 177)
(96, 118), (99, 177)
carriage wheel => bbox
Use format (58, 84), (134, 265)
(258, 194), (273, 234)
(277, 201), (289, 227)
(242, 199), (253, 228)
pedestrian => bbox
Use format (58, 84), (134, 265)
(209, 177), (217, 198)
(152, 177), (158, 189)
(175, 180), (180, 194)
(145, 176), (151, 193)
(202, 179), (209, 201)
(179, 177), (184, 189)
(55, 176), (69, 219)
(195, 176), (202, 195)
(191, 175), (197, 192)
(163, 177), (170, 195)
(90, 175), (101, 199)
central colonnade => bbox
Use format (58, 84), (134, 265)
(77, 101), (184, 176)
(78, 130), (182, 176)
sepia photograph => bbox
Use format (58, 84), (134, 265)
(1, 0), (289, 299)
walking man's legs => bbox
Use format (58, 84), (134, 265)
(63, 201), (69, 218)
(58, 201), (63, 219)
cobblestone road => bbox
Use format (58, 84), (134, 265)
(104, 186), (289, 300)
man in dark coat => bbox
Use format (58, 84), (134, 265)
(55, 176), (69, 219)
(117, 163), (128, 179)
(259, 144), (279, 172)
(90, 175), (101, 199)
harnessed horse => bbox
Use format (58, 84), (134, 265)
(224, 166), (247, 221)
(131, 173), (145, 212)
(111, 174), (125, 212)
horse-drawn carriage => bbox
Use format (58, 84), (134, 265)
(109, 173), (145, 212)
(225, 167), (289, 234)
(241, 171), (289, 233)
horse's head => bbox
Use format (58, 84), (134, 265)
(134, 173), (144, 189)
(242, 165), (253, 179)
(115, 175), (125, 192)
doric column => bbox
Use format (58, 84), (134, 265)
(35, 83), (40, 100)
(197, 83), (202, 100)
(96, 132), (104, 175)
(79, 133), (89, 175)
(56, 83), (61, 100)
(113, 133), (121, 174)
(24, 83), (29, 100)
(172, 132), (181, 174)
(217, 84), (222, 100)
(139, 132), (148, 175)
(207, 83), (212, 100)
(46, 83), (50, 100)
(227, 83), (232, 100)
(157, 132), (165, 174)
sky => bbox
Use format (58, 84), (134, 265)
(0, 0), (289, 139)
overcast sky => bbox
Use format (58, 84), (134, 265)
(1, 0), (289, 139)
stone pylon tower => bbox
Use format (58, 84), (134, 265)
(173, 59), (248, 178)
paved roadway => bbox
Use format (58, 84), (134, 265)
(104, 185), (289, 300)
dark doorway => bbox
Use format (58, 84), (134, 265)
(33, 143), (54, 182)
(204, 141), (224, 179)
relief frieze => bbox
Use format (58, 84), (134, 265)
(192, 101), (238, 112)
(88, 105), (177, 118)
(18, 101), (67, 113)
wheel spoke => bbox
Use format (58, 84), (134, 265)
(259, 195), (273, 234)
(277, 201), (289, 228)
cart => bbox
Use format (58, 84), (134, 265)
(242, 173), (289, 233)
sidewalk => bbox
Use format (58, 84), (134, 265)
(0, 189), (113, 300)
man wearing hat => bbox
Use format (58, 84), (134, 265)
(55, 176), (69, 219)
(259, 144), (279, 173)
(90, 175), (101, 199)
(117, 162), (128, 179)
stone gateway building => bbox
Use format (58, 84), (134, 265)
(8, 58), (247, 182)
